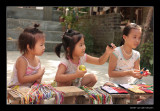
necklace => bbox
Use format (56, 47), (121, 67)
(122, 45), (132, 56)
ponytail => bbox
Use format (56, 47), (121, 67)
(55, 43), (63, 58)
(54, 29), (84, 59)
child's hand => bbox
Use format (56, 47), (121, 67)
(129, 70), (143, 79)
(38, 66), (45, 77)
(106, 43), (116, 54)
(134, 69), (151, 77)
(143, 70), (151, 77)
(75, 66), (87, 78)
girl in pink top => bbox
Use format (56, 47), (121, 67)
(54, 29), (116, 87)
(8, 24), (45, 88)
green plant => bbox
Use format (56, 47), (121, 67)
(139, 42), (153, 75)
(57, 7), (63, 11)
(60, 7), (89, 29)
(73, 23), (94, 54)
(60, 7), (94, 54)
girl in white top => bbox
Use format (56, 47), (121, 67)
(54, 29), (116, 87)
(108, 23), (150, 84)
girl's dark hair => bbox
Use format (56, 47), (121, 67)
(120, 23), (142, 46)
(18, 24), (45, 54)
(55, 29), (84, 60)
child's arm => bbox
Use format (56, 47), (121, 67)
(35, 59), (43, 84)
(134, 58), (151, 77)
(86, 43), (116, 65)
(35, 77), (42, 84)
(134, 57), (141, 71)
(55, 64), (86, 82)
(108, 53), (142, 79)
(16, 57), (45, 84)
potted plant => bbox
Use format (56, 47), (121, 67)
(60, 15), (73, 31)
(59, 14), (65, 22)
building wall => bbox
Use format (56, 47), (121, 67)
(78, 13), (122, 54)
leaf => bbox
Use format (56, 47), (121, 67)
(149, 58), (153, 65)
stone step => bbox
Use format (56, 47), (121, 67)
(45, 41), (62, 52)
(7, 29), (63, 41)
(7, 18), (62, 31)
(7, 40), (62, 52)
(7, 7), (62, 21)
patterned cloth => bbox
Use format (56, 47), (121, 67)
(109, 46), (140, 84)
(80, 86), (113, 104)
(119, 84), (154, 94)
(10, 83), (64, 104)
(101, 86), (128, 94)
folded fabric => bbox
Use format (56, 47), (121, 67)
(111, 87), (128, 94)
(147, 87), (153, 91)
(137, 84), (154, 93)
(137, 84), (152, 88)
(128, 85), (145, 93)
(128, 87), (145, 93)
(119, 84), (134, 89)
(119, 84), (145, 93)
(139, 87), (153, 93)
(131, 85), (141, 89)
(101, 86), (118, 94)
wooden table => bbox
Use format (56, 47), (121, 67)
(54, 86), (86, 104)
(110, 93), (130, 104)
(126, 89), (153, 104)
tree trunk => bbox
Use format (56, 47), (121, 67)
(129, 7), (134, 23)
(141, 7), (153, 45)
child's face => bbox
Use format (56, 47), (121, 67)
(33, 37), (45, 56)
(73, 37), (86, 57)
(124, 29), (142, 49)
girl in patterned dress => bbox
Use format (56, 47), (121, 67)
(54, 29), (116, 87)
(8, 24), (45, 88)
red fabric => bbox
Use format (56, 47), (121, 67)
(111, 87), (128, 94)
(137, 84), (151, 88)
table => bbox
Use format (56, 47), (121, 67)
(54, 86), (86, 104)
(126, 89), (153, 104)
(110, 93), (130, 104)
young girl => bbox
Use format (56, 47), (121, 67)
(8, 24), (45, 88)
(54, 29), (116, 87)
(107, 23), (150, 85)
(106, 23), (152, 104)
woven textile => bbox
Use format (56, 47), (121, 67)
(11, 83), (64, 104)
(80, 86), (112, 104)
(119, 84), (153, 94)
(137, 84), (153, 93)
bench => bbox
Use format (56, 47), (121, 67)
(7, 86), (86, 104)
